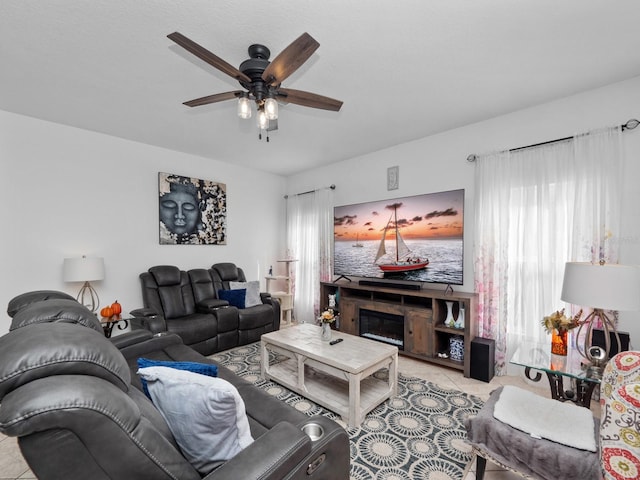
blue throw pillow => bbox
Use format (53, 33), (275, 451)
(218, 288), (246, 309)
(137, 358), (218, 398)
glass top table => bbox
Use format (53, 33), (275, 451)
(510, 340), (600, 408)
(99, 316), (130, 338)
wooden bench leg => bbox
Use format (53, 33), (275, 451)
(476, 454), (487, 480)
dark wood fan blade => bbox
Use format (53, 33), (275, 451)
(183, 91), (243, 107)
(277, 88), (343, 112)
(262, 33), (320, 86)
(168, 32), (251, 84)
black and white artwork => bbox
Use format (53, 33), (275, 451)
(158, 172), (227, 245)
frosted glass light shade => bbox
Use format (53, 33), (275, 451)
(264, 97), (278, 120)
(561, 262), (640, 311)
(63, 256), (105, 282)
(257, 109), (268, 129)
(237, 96), (251, 119)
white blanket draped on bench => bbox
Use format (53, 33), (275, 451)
(493, 385), (596, 452)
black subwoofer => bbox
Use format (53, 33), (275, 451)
(470, 337), (495, 383)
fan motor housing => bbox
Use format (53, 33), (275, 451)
(239, 44), (271, 95)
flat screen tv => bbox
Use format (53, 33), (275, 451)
(333, 189), (464, 285)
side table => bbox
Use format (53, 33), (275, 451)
(510, 340), (600, 409)
(100, 316), (130, 338)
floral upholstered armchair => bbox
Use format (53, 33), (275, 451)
(599, 350), (640, 479)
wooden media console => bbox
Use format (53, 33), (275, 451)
(320, 282), (478, 377)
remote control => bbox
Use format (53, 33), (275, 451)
(329, 338), (343, 345)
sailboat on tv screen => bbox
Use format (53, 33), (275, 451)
(375, 204), (429, 273)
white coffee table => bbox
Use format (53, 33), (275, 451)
(260, 323), (398, 428)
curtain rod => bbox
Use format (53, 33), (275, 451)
(466, 118), (639, 162)
(284, 184), (336, 199)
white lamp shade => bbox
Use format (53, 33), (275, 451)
(561, 262), (640, 311)
(63, 256), (105, 282)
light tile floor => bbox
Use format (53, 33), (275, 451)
(0, 354), (599, 480)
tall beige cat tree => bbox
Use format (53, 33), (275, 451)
(265, 259), (297, 325)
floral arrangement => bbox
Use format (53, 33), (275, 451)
(319, 308), (336, 323)
(541, 308), (583, 334)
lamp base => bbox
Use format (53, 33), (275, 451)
(586, 364), (604, 380)
(576, 309), (621, 368)
(77, 281), (100, 313)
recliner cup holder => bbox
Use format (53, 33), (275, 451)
(302, 422), (324, 441)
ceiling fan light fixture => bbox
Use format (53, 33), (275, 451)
(168, 31), (342, 137)
(264, 97), (278, 120)
(237, 95), (252, 119)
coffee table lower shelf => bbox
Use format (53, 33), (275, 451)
(261, 342), (397, 428)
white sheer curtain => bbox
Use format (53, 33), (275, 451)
(570, 127), (623, 264)
(286, 187), (333, 323)
(474, 126), (622, 375)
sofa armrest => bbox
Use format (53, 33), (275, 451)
(196, 298), (230, 313)
(204, 422), (310, 480)
(129, 309), (167, 334)
(260, 295), (281, 331)
(108, 329), (154, 350)
(204, 416), (349, 480)
(259, 292), (272, 303)
(117, 332), (185, 364)
(129, 307), (158, 318)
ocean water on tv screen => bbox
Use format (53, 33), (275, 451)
(334, 238), (463, 285)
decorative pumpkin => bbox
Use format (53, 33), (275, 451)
(110, 300), (122, 316)
(100, 306), (114, 318)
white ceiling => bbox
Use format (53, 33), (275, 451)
(2, 1), (640, 176)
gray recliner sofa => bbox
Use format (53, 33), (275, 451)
(0, 291), (349, 480)
(132, 263), (280, 355)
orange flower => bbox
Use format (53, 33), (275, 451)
(320, 309), (336, 323)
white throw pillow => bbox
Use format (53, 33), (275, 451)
(229, 280), (261, 307)
(137, 366), (254, 474)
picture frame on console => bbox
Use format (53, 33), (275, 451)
(158, 172), (227, 245)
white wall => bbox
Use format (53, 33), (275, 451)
(0, 111), (287, 333)
(287, 75), (640, 345)
(3, 76), (639, 343)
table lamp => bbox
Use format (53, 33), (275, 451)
(561, 261), (640, 377)
(63, 255), (105, 313)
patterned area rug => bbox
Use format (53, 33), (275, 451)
(211, 342), (484, 480)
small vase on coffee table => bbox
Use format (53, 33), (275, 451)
(321, 322), (332, 342)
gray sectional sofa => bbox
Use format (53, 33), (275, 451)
(0, 290), (349, 479)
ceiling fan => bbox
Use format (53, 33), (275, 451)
(167, 31), (343, 139)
